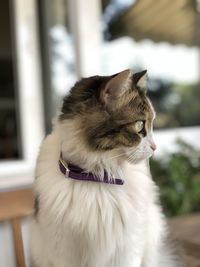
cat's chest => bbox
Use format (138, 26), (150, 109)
(49, 176), (149, 242)
(40, 171), (150, 266)
(45, 165), (150, 232)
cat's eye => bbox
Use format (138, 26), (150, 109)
(133, 120), (144, 133)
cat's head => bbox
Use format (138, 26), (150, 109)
(59, 69), (156, 164)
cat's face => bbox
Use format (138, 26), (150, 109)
(60, 69), (156, 164)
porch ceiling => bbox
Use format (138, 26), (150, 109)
(107, 0), (198, 46)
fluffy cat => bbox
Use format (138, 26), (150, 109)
(30, 69), (183, 267)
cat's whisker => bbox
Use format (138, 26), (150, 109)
(128, 154), (136, 162)
(108, 152), (127, 160)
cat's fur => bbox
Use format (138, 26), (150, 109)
(30, 70), (182, 267)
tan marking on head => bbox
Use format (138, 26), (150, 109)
(59, 70), (156, 152)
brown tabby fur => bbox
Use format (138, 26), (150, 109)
(59, 71), (154, 151)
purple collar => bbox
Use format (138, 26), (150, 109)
(59, 157), (124, 185)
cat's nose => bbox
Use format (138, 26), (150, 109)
(150, 142), (157, 151)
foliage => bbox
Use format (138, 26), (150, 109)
(149, 82), (200, 129)
(172, 83), (200, 127)
(150, 139), (200, 217)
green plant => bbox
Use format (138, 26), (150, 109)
(150, 139), (200, 217)
(172, 83), (200, 127)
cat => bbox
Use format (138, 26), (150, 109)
(30, 69), (183, 267)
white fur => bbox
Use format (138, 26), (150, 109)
(30, 119), (180, 267)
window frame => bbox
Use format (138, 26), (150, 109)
(0, 0), (45, 191)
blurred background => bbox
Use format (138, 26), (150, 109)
(0, 0), (199, 266)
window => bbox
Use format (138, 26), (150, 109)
(0, 1), (21, 160)
(0, 0), (44, 189)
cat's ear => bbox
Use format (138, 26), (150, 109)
(133, 70), (148, 92)
(100, 69), (132, 104)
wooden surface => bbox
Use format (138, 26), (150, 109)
(11, 218), (26, 267)
(0, 188), (34, 267)
(0, 188), (34, 221)
(169, 214), (200, 267)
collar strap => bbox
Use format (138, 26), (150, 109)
(59, 157), (124, 185)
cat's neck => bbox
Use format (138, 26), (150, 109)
(56, 120), (126, 179)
